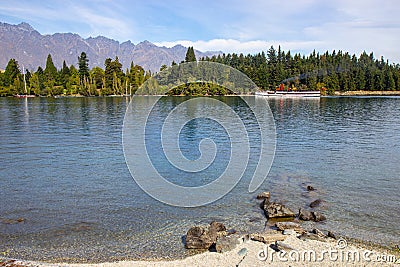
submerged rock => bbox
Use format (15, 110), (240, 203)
(263, 201), (296, 218)
(309, 199), (323, 208)
(307, 185), (316, 191)
(256, 191), (271, 200)
(312, 211), (326, 222)
(215, 235), (240, 253)
(210, 221), (227, 237)
(298, 208), (326, 222)
(299, 208), (314, 221)
(0, 217), (25, 224)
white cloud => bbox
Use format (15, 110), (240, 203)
(155, 39), (324, 55)
(72, 6), (134, 40)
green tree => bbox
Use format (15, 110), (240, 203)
(78, 52), (89, 83)
(43, 54), (58, 95)
(60, 60), (70, 89)
(185, 46), (196, 62)
(160, 64), (168, 72)
(4, 58), (21, 87)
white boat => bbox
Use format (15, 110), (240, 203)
(255, 90), (320, 97)
(14, 65), (35, 98)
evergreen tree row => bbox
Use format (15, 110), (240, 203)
(0, 52), (151, 96)
(201, 46), (400, 95)
(1, 46), (400, 97)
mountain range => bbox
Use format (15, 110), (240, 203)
(0, 22), (221, 73)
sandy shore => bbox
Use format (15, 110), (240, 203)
(2, 233), (399, 267)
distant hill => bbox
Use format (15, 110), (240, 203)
(0, 22), (221, 72)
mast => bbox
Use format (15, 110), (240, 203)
(22, 65), (27, 94)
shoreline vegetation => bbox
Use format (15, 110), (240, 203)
(1, 191), (399, 266)
(1, 46), (400, 97)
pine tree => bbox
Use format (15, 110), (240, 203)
(4, 58), (20, 87)
(78, 52), (89, 83)
(44, 54), (58, 81)
(185, 47), (196, 62)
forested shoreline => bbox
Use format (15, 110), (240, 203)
(201, 46), (400, 95)
(1, 46), (399, 97)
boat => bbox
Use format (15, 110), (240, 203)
(255, 90), (321, 97)
(14, 94), (35, 98)
(14, 65), (35, 98)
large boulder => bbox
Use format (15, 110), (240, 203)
(185, 226), (216, 249)
(298, 208), (326, 222)
(185, 222), (227, 249)
(263, 201), (296, 218)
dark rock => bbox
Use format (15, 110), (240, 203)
(312, 228), (326, 238)
(298, 208), (314, 221)
(209, 221), (226, 233)
(263, 202), (296, 218)
(185, 226), (216, 249)
(309, 199), (322, 208)
(185, 222), (227, 249)
(227, 228), (237, 235)
(298, 209), (326, 222)
(256, 191), (271, 200)
(215, 235), (240, 253)
(327, 231), (336, 239)
(307, 185), (315, 191)
(260, 198), (268, 210)
(312, 212), (326, 222)
(1, 217), (25, 224)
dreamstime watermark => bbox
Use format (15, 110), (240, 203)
(257, 238), (399, 264)
(122, 61), (276, 207)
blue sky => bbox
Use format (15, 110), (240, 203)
(1, 0), (399, 62)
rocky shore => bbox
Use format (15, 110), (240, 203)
(1, 189), (399, 266)
(335, 90), (400, 96)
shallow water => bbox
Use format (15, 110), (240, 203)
(0, 96), (399, 262)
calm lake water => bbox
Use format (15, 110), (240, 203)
(0, 96), (399, 262)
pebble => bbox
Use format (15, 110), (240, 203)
(283, 229), (297, 236)
(237, 248), (247, 257)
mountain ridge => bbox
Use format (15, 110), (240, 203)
(0, 22), (221, 72)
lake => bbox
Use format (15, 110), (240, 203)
(0, 96), (399, 262)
